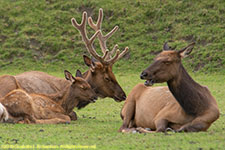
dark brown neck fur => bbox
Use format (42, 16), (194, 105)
(167, 64), (209, 116)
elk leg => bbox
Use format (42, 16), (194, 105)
(177, 118), (210, 132)
(121, 128), (138, 133)
(118, 100), (135, 132)
(36, 114), (71, 124)
(154, 119), (169, 132)
(135, 127), (156, 133)
(177, 121), (209, 132)
(177, 110), (218, 132)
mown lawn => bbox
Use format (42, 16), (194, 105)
(0, 71), (224, 150)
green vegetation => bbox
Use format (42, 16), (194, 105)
(0, 0), (224, 72)
(0, 71), (224, 150)
(0, 0), (224, 149)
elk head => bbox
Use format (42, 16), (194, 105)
(140, 42), (195, 86)
(71, 8), (128, 102)
(64, 70), (97, 103)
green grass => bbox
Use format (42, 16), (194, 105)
(0, 0), (225, 72)
(0, 0), (224, 149)
(0, 71), (224, 150)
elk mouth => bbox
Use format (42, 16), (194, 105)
(113, 95), (126, 102)
(89, 96), (98, 103)
(144, 79), (155, 86)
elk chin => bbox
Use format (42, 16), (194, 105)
(113, 96), (126, 102)
(89, 96), (98, 103)
(144, 79), (155, 86)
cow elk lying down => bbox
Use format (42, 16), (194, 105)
(120, 42), (219, 133)
(0, 70), (96, 124)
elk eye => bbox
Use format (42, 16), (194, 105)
(104, 77), (110, 82)
(80, 86), (86, 90)
(163, 61), (171, 65)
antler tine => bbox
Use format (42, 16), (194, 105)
(117, 47), (129, 60)
(71, 12), (88, 43)
(108, 47), (129, 64)
(72, 8), (129, 65)
(88, 8), (119, 58)
(88, 8), (103, 30)
(104, 26), (119, 40)
(106, 50), (120, 65)
(102, 50), (109, 60)
(108, 44), (118, 58)
(71, 12), (102, 61)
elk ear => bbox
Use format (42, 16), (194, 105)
(178, 42), (195, 58)
(64, 70), (76, 82)
(163, 42), (171, 51)
(76, 69), (83, 78)
(83, 55), (95, 72)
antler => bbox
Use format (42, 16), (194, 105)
(71, 8), (129, 65)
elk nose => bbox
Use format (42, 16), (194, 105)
(122, 94), (126, 100)
(140, 71), (148, 79)
(93, 96), (98, 100)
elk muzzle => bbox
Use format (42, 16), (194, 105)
(113, 89), (126, 102)
(140, 71), (155, 86)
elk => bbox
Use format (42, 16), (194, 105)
(0, 70), (96, 124)
(0, 103), (8, 122)
(0, 9), (128, 119)
(71, 8), (129, 106)
(119, 42), (219, 133)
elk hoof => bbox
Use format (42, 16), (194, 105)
(64, 121), (70, 124)
(166, 127), (175, 132)
(136, 127), (155, 133)
(120, 128), (137, 133)
(145, 128), (151, 131)
(69, 111), (77, 121)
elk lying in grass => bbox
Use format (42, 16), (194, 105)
(120, 43), (219, 133)
(0, 9), (128, 120)
(0, 70), (96, 124)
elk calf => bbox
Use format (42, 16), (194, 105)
(0, 70), (96, 124)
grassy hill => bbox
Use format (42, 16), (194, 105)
(0, 0), (224, 73)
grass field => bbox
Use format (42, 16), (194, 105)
(0, 0), (224, 72)
(0, 71), (224, 150)
(0, 0), (225, 149)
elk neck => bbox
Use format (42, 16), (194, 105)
(60, 84), (79, 114)
(48, 83), (78, 114)
(167, 64), (209, 116)
(83, 70), (97, 92)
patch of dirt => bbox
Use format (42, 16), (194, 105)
(149, 50), (161, 55)
(123, 51), (130, 60)
(104, 9), (114, 20)
(182, 35), (196, 43)
(78, 5), (95, 17)
(198, 39), (208, 46)
(0, 34), (7, 43)
(194, 62), (205, 71)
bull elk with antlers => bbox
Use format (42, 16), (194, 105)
(71, 8), (129, 105)
(119, 43), (219, 133)
(0, 9), (128, 119)
(0, 70), (96, 124)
